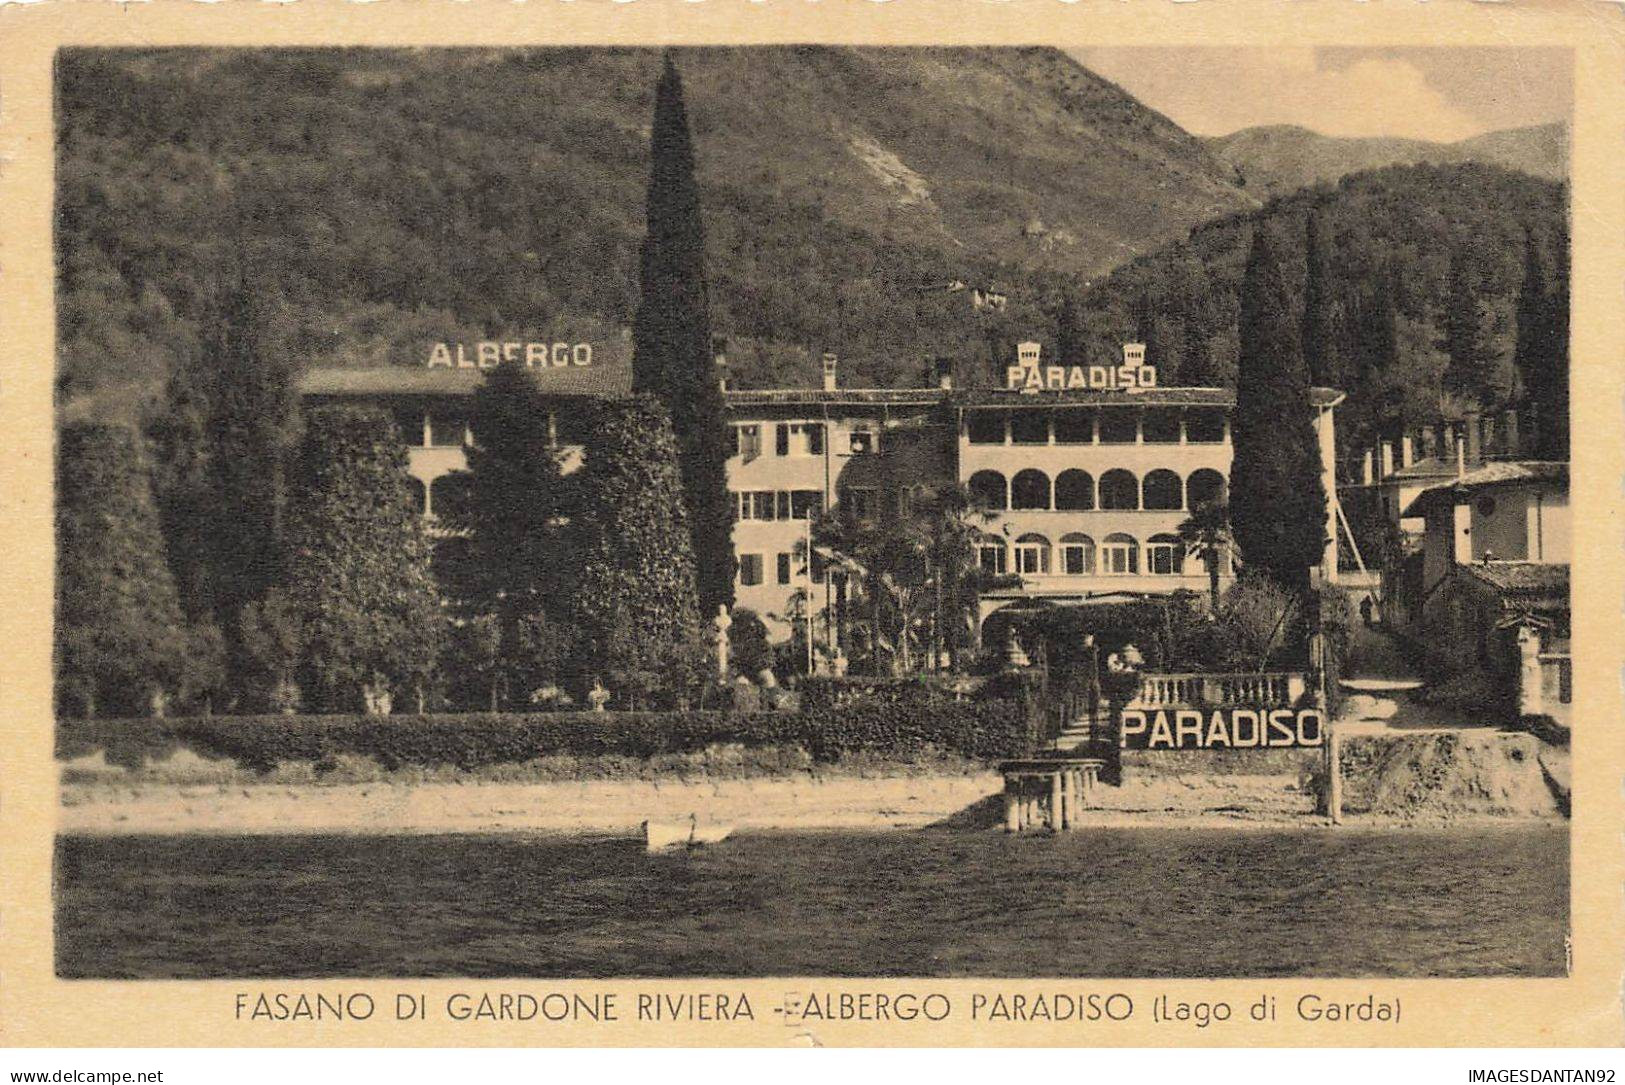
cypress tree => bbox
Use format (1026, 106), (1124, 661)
(1133, 289), (1181, 376)
(56, 423), (223, 717)
(567, 395), (705, 707)
(148, 269), (298, 675)
(282, 407), (443, 713)
(1230, 225), (1329, 596)
(1543, 227), (1570, 459)
(632, 53), (734, 618)
(1517, 229), (1569, 460)
(1301, 210), (1342, 389)
(1442, 247), (1494, 407)
(1054, 292), (1086, 366)
(440, 362), (572, 698)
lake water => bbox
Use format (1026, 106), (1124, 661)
(54, 825), (1567, 978)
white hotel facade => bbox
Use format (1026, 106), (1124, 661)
(301, 342), (1344, 645)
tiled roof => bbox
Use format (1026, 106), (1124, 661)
(1461, 562), (1570, 608)
(954, 387), (1345, 409)
(299, 364), (633, 398)
(1400, 461), (1568, 518)
(298, 366), (1346, 413)
(724, 388), (950, 407)
(1385, 455), (1461, 482)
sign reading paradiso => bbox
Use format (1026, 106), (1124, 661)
(428, 341), (595, 369)
(1003, 340), (1157, 392)
(1120, 707), (1325, 750)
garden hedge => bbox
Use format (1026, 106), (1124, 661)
(57, 701), (1040, 774)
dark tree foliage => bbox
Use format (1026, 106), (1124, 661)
(1080, 165), (1567, 461)
(1300, 209), (1342, 388)
(282, 407), (443, 713)
(56, 423), (224, 717)
(439, 362), (574, 698)
(1441, 249), (1488, 405)
(1133, 288), (1182, 375)
(147, 271), (299, 676)
(1516, 228), (1570, 460)
(566, 395), (706, 707)
(632, 54), (735, 617)
(1229, 225), (1328, 597)
(728, 607), (773, 679)
(1053, 292), (1086, 367)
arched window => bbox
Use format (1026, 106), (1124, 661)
(1060, 532), (1095, 576)
(1187, 468), (1226, 510)
(976, 533), (1008, 575)
(1011, 469), (1051, 510)
(1099, 469), (1140, 510)
(1147, 533), (1185, 575)
(1054, 469), (1095, 511)
(1143, 469), (1184, 511)
(406, 476), (427, 517)
(969, 470), (1008, 510)
(1100, 533), (1139, 575)
(1013, 533), (1051, 575)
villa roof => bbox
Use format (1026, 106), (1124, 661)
(1385, 455), (1462, 483)
(1400, 461), (1568, 518)
(299, 363), (633, 399)
(955, 387), (1345, 409)
(298, 366), (1345, 414)
(1460, 562), (1570, 611)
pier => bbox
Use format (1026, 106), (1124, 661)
(998, 757), (1106, 832)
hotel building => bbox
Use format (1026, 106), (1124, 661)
(300, 341), (1344, 646)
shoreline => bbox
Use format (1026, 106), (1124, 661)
(59, 770), (1565, 837)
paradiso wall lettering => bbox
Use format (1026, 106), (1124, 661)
(1003, 340), (1156, 392)
(1119, 707), (1324, 750)
(428, 342), (594, 369)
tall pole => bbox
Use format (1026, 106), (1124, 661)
(805, 515), (815, 676)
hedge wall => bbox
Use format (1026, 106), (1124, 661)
(57, 702), (1040, 774)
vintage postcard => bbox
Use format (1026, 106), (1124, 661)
(0, 0), (1620, 1051)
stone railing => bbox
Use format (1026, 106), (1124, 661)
(1131, 672), (1306, 708)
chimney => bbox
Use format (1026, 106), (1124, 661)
(712, 336), (729, 392)
(1361, 450), (1374, 486)
(931, 356), (954, 391)
(1401, 434), (1414, 469)
(1465, 411), (1482, 465)
(1123, 342), (1146, 369)
(1380, 441), (1394, 479)
(1435, 422), (1451, 464)
(1456, 436), (1467, 479)
(1502, 409), (1521, 458)
(822, 352), (838, 393)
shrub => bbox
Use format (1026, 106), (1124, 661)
(1417, 666), (1513, 720)
(56, 701), (1041, 774)
(987, 595), (1209, 678)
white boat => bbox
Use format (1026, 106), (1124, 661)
(642, 815), (733, 852)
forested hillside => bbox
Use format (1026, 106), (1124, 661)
(56, 45), (1255, 419)
(1064, 163), (1567, 461)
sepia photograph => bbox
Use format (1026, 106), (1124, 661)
(48, 42), (1574, 983)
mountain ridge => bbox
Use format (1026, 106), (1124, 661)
(56, 45), (1258, 417)
(1205, 121), (1567, 199)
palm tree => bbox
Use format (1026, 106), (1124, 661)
(1177, 501), (1233, 614)
(805, 482), (1015, 674)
